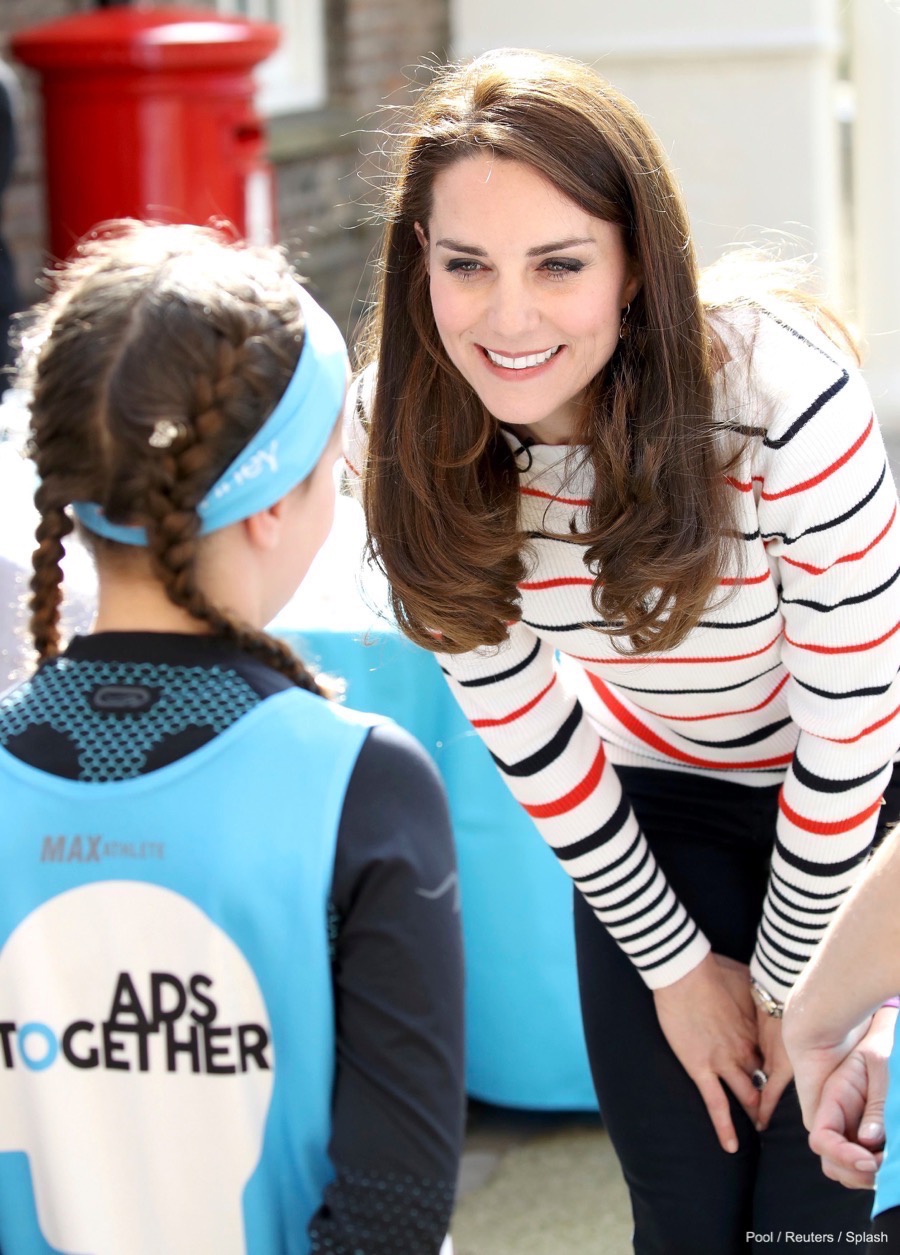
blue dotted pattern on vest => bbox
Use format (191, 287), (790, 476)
(0, 660), (259, 782)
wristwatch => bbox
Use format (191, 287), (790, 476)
(750, 977), (784, 1019)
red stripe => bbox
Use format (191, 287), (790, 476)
(785, 619), (900, 655)
(518, 576), (596, 590)
(725, 476), (753, 493)
(571, 628), (783, 666)
(524, 743), (606, 818)
(760, 416), (873, 501)
(781, 503), (897, 575)
(663, 673), (789, 722)
(344, 455), (361, 478)
(471, 676), (557, 728)
(520, 486), (591, 507)
(720, 570), (770, 587)
(779, 792), (883, 835)
(821, 701), (900, 745)
(588, 674), (794, 770)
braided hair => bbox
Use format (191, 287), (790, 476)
(19, 220), (327, 694)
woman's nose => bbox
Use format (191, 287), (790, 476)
(484, 274), (540, 340)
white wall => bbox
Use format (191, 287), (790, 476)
(851, 0), (900, 430)
(451, 0), (843, 281)
(451, 0), (900, 428)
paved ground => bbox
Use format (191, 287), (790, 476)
(453, 1103), (632, 1254)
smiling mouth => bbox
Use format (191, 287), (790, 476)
(482, 346), (563, 370)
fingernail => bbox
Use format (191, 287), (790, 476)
(861, 1122), (884, 1142)
(727, 1138), (738, 1153)
(855, 1159), (876, 1173)
(755, 1122), (765, 1132)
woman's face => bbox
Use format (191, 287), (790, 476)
(418, 155), (641, 446)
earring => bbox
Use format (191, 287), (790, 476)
(618, 302), (631, 341)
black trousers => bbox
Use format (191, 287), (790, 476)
(574, 765), (897, 1255)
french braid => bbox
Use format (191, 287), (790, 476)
(140, 335), (325, 694)
(19, 220), (329, 694)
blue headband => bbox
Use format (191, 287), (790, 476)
(72, 285), (348, 546)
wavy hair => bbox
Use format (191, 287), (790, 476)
(19, 219), (326, 693)
(358, 48), (751, 655)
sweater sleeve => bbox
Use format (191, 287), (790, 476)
(437, 625), (711, 989)
(748, 311), (900, 1000)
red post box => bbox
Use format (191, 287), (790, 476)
(11, 6), (280, 260)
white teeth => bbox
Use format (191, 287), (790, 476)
(485, 346), (560, 369)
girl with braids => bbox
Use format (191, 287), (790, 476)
(0, 220), (464, 1255)
(347, 48), (900, 1253)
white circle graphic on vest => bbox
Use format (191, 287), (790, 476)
(0, 881), (274, 1255)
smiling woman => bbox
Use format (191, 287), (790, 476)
(419, 157), (639, 446)
(348, 47), (900, 1255)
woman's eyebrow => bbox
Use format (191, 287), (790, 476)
(435, 239), (487, 256)
(526, 237), (594, 256)
(434, 237), (595, 256)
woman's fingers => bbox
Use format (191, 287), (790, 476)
(755, 1062), (792, 1130)
(653, 953), (766, 1152)
(754, 1011), (794, 1131)
(722, 1064), (762, 1126)
(696, 1071), (741, 1154)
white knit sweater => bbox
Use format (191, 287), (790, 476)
(346, 304), (900, 999)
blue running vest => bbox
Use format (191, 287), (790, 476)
(875, 1022), (900, 1218)
(0, 688), (374, 1255)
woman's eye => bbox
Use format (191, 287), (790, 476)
(445, 259), (484, 278)
(543, 259), (584, 277)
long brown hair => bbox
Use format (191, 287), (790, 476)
(19, 219), (325, 693)
(359, 48), (746, 655)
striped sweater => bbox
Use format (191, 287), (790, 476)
(345, 304), (900, 1000)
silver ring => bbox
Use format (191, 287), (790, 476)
(751, 1068), (769, 1091)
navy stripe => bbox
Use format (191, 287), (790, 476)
(442, 636), (542, 688)
(614, 662), (782, 697)
(773, 835), (870, 879)
(522, 617), (613, 632)
(763, 371), (849, 450)
(526, 531), (588, 547)
(793, 670), (896, 700)
(761, 464), (886, 546)
(572, 830), (641, 884)
(629, 914), (696, 960)
(791, 754), (889, 794)
(491, 703), (584, 777)
(766, 895), (827, 933)
(677, 716), (792, 750)
(782, 560), (900, 613)
(615, 895), (682, 946)
(555, 793), (633, 863)
(754, 941), (801, 985)
(600, 876), (670, 928)
(584, 844), (652, 899)
(590, 861), (661, 911)
(757, 918), (809, 966)
(695, 605), (780, 631)
(769, 866), (850, 906)
(636, 923), (701, 972)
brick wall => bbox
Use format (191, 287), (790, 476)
(0, 0), (449, 347)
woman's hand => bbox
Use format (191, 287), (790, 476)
(653, 952), (762, 1153)
(754, 1009), (793, 1131)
